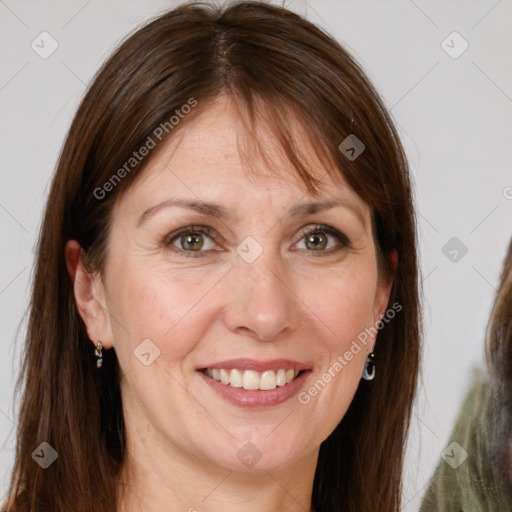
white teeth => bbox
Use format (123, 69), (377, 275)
(219, 368), (230, 385)
(229, 369), (243, 388)
(276, 368), (287, 387)
(260, 370), (277, 390)
(242, 370), (260, 390)
(203, 368), (302, 390)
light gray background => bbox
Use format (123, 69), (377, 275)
(1, 0), (511, 510)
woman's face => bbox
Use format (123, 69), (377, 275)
(80, 94), (394, 474)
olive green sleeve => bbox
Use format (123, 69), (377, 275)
(419, 370), (512, 512)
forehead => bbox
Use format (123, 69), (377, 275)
(117, 93), (369, 221)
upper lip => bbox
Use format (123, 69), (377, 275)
(198, 358), (312, 372)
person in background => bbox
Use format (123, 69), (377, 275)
(420, 237), (512, 511)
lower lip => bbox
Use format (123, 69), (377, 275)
(197, 370), (311, 409)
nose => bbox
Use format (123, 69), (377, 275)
(222, 251), (300, 342)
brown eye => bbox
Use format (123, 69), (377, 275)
(304, 232), (328, 251)
(166, 226), (216, 257)
(295, 224), (351, 254)
(179, 232), (204, 251)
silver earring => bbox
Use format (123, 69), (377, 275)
(94, 341), (103, 368)
(361, 352), (375, 380)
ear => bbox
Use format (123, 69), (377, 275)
(65, 240), (113, 349)
(373, 249), (398, 326)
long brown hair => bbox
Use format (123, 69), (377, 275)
(4, 2), (421, 511)
(485, 238), (512, 492)
(487, 238), (512, 384)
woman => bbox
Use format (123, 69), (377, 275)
(3, 1), (420, 511)
(420, 238), (512, 511)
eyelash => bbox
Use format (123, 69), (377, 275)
(165, 224), (351, 258)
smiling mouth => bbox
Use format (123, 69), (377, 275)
(201, 368), (304, 391)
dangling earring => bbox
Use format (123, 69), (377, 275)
(94, 341), (103, 368)
(361, 352), (375, 380)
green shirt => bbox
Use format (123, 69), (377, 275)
(420, 369), (512, 511)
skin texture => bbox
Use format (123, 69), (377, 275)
(66, 94), (396, 512)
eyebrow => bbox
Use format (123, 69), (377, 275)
(136, 198), (367, 228)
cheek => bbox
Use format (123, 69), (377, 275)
(302, 266), (379, 395)
(303, 265), (379, 350)
(295, 270), (378, 438)
(108, 262), (213, 364)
